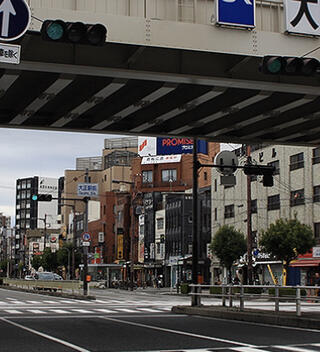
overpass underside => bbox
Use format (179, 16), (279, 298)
(0, 33), (320, 146)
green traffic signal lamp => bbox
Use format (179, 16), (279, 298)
(41, 20), (107, 46)
(260, 56), (283, 74)
(32, 194), (53, 202)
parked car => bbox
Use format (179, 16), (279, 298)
(34, 272), (55, 280)
(53, 273), (63, 280)
(24, 275), (35, 280)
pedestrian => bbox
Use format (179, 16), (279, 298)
(314, 272), (320, 298)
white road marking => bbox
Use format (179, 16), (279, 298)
(42, 300), (59, 304)
(1, 317), (90, 352)
(3, 310), (22, 314)
(137, 308), (161, 313)
(115, 308), (136, 313)
(49, 309), (70, 314)
(59, 300), (77, 304)
(273, 346), (320, 352)
(94, 309), (114, 313)
(231, 348), (271, 352)
(95, 300), (109, 303)
(26, 301), (40, 304)
(100, 316), (255, 347)
(26, 309), (46, 314)
(71, 309), (93, 314)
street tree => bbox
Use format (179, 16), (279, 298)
(31, 255), (43, 271)
(260, 217), (315, 274)
(41, 248), (57, 272)
(210, 225), (247, 283)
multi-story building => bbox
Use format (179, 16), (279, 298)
(0, 213), (11, 228)
(211, 144), (320, 286)
(15, 177), (61, 271)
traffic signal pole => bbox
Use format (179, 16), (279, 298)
(83, 168), (89, 296)
(246, 146), (253, 285)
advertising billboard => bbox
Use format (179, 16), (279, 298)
(138, 136), (208, 156)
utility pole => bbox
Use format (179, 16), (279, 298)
(130, 193), (135, 291)
(246, 145), (253, 285)
(43, 214), (47, 252)
(83, 168), (89, 296)
(192, 138), (200, 306)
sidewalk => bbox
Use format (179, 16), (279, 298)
(172, 304), (320, 330)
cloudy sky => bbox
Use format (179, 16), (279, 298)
(0, 127), (237, 225)
(0, 128), (117, 223)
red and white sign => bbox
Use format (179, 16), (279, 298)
(138, 136), (157, 157)
(141, 154), (181, 165)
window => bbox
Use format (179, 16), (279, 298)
(251, 199), (257, 214)
(313, 147), (320, 165)
(314, 186), (320, 202)
(156, 243), (161, 254)
(290, 189), (305, 206)
(214, 208), (217, 221)
(214, 179), (217, 192)
(268, 160), (280, 175)
(250, 175), (257, 182)
(204, 172), (208, 181)
(142, 170), (153, 183)
(157, 218), (164, 230)
(268, 194), (280, 210)
(290, 152), (304, 171)
(224, 204), (234, 219)
(314, 223), (320, 242)
(162, 169), (177, 182)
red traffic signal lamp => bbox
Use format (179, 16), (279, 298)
(41, 20), (107, 46)
(32, 194), (53, 202)
(260, 56), (319, 76)
(243, 164), (275, 187)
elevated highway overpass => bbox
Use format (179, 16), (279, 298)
(0, 0), (319, 145)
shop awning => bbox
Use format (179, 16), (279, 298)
(290, 259), (320, 267)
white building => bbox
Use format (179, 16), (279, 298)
(211, 145), (320, 285)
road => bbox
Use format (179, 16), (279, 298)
(1, 287), (320, 352)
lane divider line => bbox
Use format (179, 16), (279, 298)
(0, 317), (91, 352)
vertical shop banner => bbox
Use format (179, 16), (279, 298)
(284, 0), (320, 35)
(216, 0), (255, 27)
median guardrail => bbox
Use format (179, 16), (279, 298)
(189, 284), (320, 316)
(2, 278), (83, 295)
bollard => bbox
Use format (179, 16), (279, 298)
(240, 286), (244, 311)
(275, 286), (279, 313)
(296, 287), (301, 317)
(222, 285), (226, 307)
(229, 286), (233, 307)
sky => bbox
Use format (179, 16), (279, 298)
(0, 127), (238, 225)
(0, 128), (117, 223)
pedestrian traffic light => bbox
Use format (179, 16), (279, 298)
(32, 194), (53, 202)
(243, 164), (275, 187)
(40, 20), (107, 46)
(260, 56), (319, 76)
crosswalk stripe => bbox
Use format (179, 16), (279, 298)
(157, 307), (172, 311)
(94, 309), (114, 313)
(49, 309), (70, 314)
(273, 346), (320, 352)
(115, 308), (136, 313)
(26, 310), (46, 314)
(4, 310), (22, 314)
(26, 301), (39, 304)
(42, 300), (59, 304)
(71, 309), (93, 314)
(59, 300), (77, 304)
(95, 300), (109, 303)
(137, 308), (161, 312)
(231, 348), (270, 352)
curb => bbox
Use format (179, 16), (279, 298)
(172, 306), (320, 330)
(0, 285), (96, 300)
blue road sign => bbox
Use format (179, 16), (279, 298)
(216, 0), (255, 28)
(0, 0), (30, 41)
(82, 232), (91, 241)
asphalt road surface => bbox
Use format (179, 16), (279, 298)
(1, 288), (320, 352)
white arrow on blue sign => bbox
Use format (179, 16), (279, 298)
(0, 0), (30, 42)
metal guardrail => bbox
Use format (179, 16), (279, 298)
(2, 278), (83, 295)
(189, 284), (320, 316)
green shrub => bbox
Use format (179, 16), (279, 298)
(210, 286), (222, 294)
(268, 287), (306, 297)
(244, 287), (263, 294)
(180, 283), (190, 294)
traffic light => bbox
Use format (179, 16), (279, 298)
(243, 164), (275, 187)
(260, 56), (319, 76)
(32, 194), (53, 202)
(40, 20), (107, 46)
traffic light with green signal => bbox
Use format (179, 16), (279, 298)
(32, 194), (53, 202)
(41, 20), (107, 46)
(260, 56), (319, 76)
